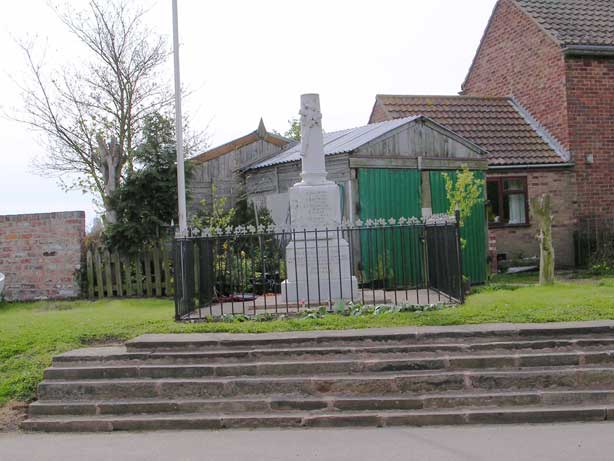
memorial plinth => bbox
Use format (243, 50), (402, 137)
(280, 94), (358, 303)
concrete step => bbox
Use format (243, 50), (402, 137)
(23, 322), (614, 432)
(28, 390), (614, 417)
(125, 322), (614, 351)
(36, 367), (614, 401)
(21, 405), (614, 432)
(52, 338), (614, 367)
(43, 350), (614, 381)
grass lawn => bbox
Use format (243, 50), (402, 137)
(2, 274), (614, 405)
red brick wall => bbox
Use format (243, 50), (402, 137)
(369, 100), (389, 124)
(489, 168), (576, 267)
(0, 211), (85, 301)
(566, 56), (614, 218)
(462, 0), (570, 148)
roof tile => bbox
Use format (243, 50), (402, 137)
(515, 0), (614, 47)
(375, 95), (567, 166)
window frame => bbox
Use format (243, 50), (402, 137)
(486, 176), (530, 228)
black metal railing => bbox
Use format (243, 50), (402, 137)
(575, 217), (614, 268)
(173, 214), (464, 320)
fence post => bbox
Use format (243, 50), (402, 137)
(113, 251), (123, 297)
(95, 249), (104, 299)
(162, 244), (173, 296)
(455, 209), (465, 304)
(123, 256), (133, 297)
(135, 254), (143, 297)
(153, 245), (162, 297)
(86, 249), (94, 299)
(144, 248), (153, 297)
(198, 238), (214, 307)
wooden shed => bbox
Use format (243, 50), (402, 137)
(188, 119), (294, 214)
(244, 115), (490, 283)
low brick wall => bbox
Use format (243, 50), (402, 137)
(0, 211), (85, 301)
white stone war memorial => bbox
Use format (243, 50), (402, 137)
(280, 94), (359, 303)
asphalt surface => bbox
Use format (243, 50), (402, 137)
(1, 422), (613, 461)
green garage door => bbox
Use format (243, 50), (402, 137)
(358, 169), (423, 288)
(429, 171), (487, 285)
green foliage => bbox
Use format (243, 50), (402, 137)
(283, 118), (301, 141)
(105, 113), (190, 253)
(191, 196), (278, 297)
(589, 263), (614, 276)
(443, 166), (483, 227)
(231, 198), (274, 229)
(190, 184), (236, 231)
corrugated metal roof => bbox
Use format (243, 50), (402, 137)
(248, 116), (421, 170)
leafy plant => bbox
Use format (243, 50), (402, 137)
(334, 300), (347, 315)
(104, 113), (189, 253)
(191, 184), (236, 232)
(300, 306), (328, 320)
(589, 263), (613, 276)
(443, 166), (484, 248)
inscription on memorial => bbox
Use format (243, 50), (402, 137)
(289, 185), (339, 231)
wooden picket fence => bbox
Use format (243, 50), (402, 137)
(85, 242), (174, 299)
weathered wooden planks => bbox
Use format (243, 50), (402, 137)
(85, 243), (174, 299)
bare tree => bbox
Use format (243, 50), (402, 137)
(13, 0), (174, 223)
(531, 194), (555, 285)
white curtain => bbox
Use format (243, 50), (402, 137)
(508, 194), (526, 224)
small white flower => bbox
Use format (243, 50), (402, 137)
(388, 217), (397, 225)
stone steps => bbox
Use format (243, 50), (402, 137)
(22, 321), (614, 431)
(27, 390), (614, 416)
(35, 367), (614, 401)
(43, 350), (614, 380)
(53, 338), (614, 367)
(21, 405), (614, 432)
(124, 322), (614, 351)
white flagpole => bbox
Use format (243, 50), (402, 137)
(172, 0), (188, 236)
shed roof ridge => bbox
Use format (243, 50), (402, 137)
(190, 119), (293, 163)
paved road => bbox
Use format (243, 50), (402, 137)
(1, 422), (612, 461)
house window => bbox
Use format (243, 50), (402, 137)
(486, 177), (528, 226)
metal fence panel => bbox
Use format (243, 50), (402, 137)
(174, 219), (464, 321)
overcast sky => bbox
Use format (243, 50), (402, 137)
(0, 0), (496, 226)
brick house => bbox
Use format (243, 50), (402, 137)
(370, 0), (614, 267)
